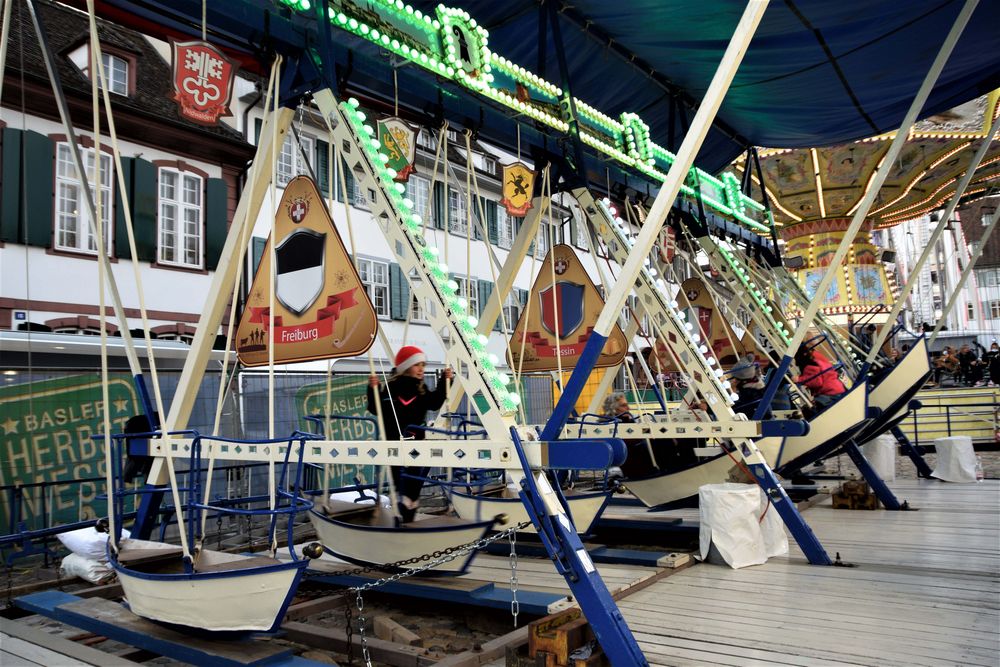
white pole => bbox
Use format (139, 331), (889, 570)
(593, 1), (769, 337)
(785, 0), (977, 359)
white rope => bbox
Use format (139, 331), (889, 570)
(266, 57), (283, 553)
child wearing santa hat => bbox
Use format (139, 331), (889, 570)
(368, 345), (453, 522)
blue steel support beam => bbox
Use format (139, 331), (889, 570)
(842, 440), (905, 511)
(891, 425), (933, 478)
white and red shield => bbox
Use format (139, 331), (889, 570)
(289, 198), (309, 223)
(659, 225), (675, 263)
(171, 40), (237, 126)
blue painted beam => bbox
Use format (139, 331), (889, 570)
(306, 574), (562, 616)
(15, 592), (323, 667)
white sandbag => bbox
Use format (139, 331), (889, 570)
(328, 490), (391, 508)
(57, 526), (130, 562)
(758, 489), (789, 559)
(60, 552), (114, 584)
(862, 434), (897, 482)
(931, 436), (977, 483)
(698, 483), (767, 569)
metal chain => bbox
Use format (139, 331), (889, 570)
(509, 528), (520, 627)
(356, 590), (372, 667)
(343, 603), (354, 666)
(336, 522), (531, 593)
(216, 513), (224, 551)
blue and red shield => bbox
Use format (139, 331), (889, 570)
(540, 281), (585, 339)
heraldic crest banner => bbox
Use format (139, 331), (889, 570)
(509, 244), (626, 372)
(236, 176), (377, 366)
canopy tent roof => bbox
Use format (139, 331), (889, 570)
(400, 0), (1000, 172)
(71, 0), (1000, 179)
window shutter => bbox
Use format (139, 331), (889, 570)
(478, 279), (494, 327)
(23, 131), (54, 248)
(205, 177), (228, 270)
(253, 118), (263, 144)
(315, 139), (330, 198)
(113, 157), (135, 259)
(518, 288), (528, 306)
(251, 237), (266, 276)
(340, 159), (355, 204)
(433, 182), (445, 229)
(1, 128), (22, 243)
(472, 196), (484, 240)
(487, 200), (498, 245)
(569, 216), (578, 247)
(389, 263), (409, 320)
(131, 159), (157, 262)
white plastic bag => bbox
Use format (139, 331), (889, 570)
(758, 489), (789, 559)
(57, 527), (110, 561)
(699, 483), (767, 569)
(861, 434), (897, 482)
(60, 552), (114, 584)
(931, 436), (977, 483)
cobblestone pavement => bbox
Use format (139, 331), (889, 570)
(827, 448), (999, 479)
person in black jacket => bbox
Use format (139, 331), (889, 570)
(367, 345), (453, 522)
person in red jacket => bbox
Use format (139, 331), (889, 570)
(794, 346), (847, 409)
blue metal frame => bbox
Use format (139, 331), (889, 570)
(841, 440), (904, 511)
(509, 427), (648, 666)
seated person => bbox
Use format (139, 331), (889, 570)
(601, 392), (694, 478)
(794, 346), (847, 409)
(730, 354), (780, 419)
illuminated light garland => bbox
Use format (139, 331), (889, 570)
(275, 0), (770, 234)
(341, 97), (520, 409)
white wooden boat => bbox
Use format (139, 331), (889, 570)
(622, 381), (870, 508)
(308, 500), (498, 575)
(450, 485), (610, 534)
(855, 336), (932, 441)
(111, 538), (307, 632)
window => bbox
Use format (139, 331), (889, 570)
(502, 292), (521, 332)
(407, 176), (430, 222)
(54, 143), (114, 254)
(454, 276), (479, 315)
(351, 178), (371, 210)
(574, 209), (589, 250)
(416, 130), (437, 152)
(967, 302), (975, 320)
(991, 300), (1000, 320)
(102, 53), (129, 96)
(535, 221), (550, 258)
(409, 270), (427, 322)
(277, 133), (313, 186)
(357, 258), (390, 317)
(158, 168), (203, 268)
(497, 208), (515, 249)
(985, 269), (999, 287)
(449, 188), (468, 234)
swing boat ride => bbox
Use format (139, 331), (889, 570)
(2, 0), (999, 663)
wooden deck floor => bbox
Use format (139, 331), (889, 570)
(616, 478), (1000, 666)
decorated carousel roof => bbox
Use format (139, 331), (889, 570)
(730, 93), (1000, 229)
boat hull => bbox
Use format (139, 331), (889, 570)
(855, 336), (931, 442)
(308, 509), (495, 576)
(450, 488), (610, 534)
(112, 540), (306, 632)
(623, 381), (870, 508)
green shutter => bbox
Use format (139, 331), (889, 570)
(389, 264), (409, 320)
(132, 159), (157, 262)
(339, 158), (355, 204)
(472, 196), (484, 240)
(23, 131), (54, 247)
(1, 128), (22, 243)
(432, 182), (445, 229)
(254, 118), (262, 144)
(113, 157), (135, 258)
(478, 279), (494, 326)
(205, 177), (228, 270)
(518, 288), (528, 306)
(251, 236), (266, 276)
(315, 139), (330, 198)
(487, 200), (498, 245)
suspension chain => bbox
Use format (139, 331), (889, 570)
(344, 602), (354, 666)
(355, 590), (372, 667)
(509, 528), (520, 627)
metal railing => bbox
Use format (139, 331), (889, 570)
(904, 400), (999, 446)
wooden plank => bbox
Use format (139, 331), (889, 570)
(2, 620), (137, 667)
(282, 621), (437, 667)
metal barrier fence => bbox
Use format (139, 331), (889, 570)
(901, 400), (1000, 446)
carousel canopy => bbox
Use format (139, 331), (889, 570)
(73, 0), (1000, 176)
(401, 0), (1000, 172)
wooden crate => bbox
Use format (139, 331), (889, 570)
(528, 608), (594, 666)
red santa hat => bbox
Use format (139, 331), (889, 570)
(394, 345), (426, 374)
